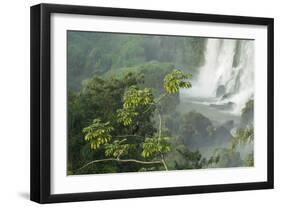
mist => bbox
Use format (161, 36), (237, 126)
(67, 31), (255, 175)
(178, 38), (254, 167)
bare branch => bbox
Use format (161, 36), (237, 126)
(115, 134), (144, 139)
(161, 155), (168, 171)
(143, 93), (168, 114)
(76, 158), (163, 172)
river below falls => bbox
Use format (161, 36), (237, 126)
(177, 96), (241, 126)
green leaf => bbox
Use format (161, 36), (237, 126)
(117, 108), (138, 126)
(142, 136), (171, 158)
(104, 139), (132, 158)
(123, 86), (154, 109)
(164, 69), (192, 94)
(83, 119), (114, 150)
(231, 126), (254, 150)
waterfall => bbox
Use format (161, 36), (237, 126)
(181, 38), (254, 115)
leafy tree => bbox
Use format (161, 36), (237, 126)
(241, 99), (254, 125)
(77, 69), (192, 172)
(105, 62), (182, 114)
(83, 119), (114, 150)
(230, 126), (254, 167)
(164, 69), (192, 94)
(178, 111), (214, 149)
(67, 32), (205, 91)
(244, 152), (254, 166)
(67, 72), (149, 174)
(231, 127), (254, 150)
(174, 148), (210, 170)
(210, 148), (243, 168)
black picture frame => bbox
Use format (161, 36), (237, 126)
(30, 3), (274, 204)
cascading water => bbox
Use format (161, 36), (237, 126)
(181, 38), (254, 115)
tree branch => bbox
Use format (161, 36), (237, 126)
(76, 158), (163, 172)
(158, 110), (162, 141)
(143, 93), (168, 114)
(77, 92), (171, 173)
(155, 93), (168, 104)
(115, 134), (144, 139)
(157, 108), (169, 171)
(161, 155), (168, 171)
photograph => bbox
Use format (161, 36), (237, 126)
(29, 3), (273, 203)
(0, 0), (277, 205)
(67, 31), (255, 175)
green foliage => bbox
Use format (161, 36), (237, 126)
(211, 148), (243, 168)
(83, 119), (114, 149)
(67, 32), (205, 91)
(164, 69), (192, 94)
(67, 72), (145, 173)
(173, 145), (218, 170)
(116, 108), (138, 126)
(113, 37), (145, 68)
(117, 86), (154, 126)
(67, 31), (253, 175)
(244, 153), (254, 167)
(241, 99), (254, 124)
(123, 86), (154, 109)
(178, 111), (214, 148)
(231, 127), (254, 150)
(80, 69), (192, 172)
(242, 99), (254, 114)
(106, 62), (181, 114)
(207, 154), (221, 166)
(142, 137), (171, 158)
(104, 139), (132, 158)
(78, 73), (142, 125)
(79, 69), (192, 173)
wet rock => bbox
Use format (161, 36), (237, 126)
(222, 93), (232, 99)
(241, 99), (254, 125)
(209, 102), (235, 110)
(216, 85), (226, 97)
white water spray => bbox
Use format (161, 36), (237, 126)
(181, 38), (254, 115)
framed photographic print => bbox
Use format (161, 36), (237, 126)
(30, 3), (274, 203)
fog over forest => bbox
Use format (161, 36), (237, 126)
(67, 31), (254, 175)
